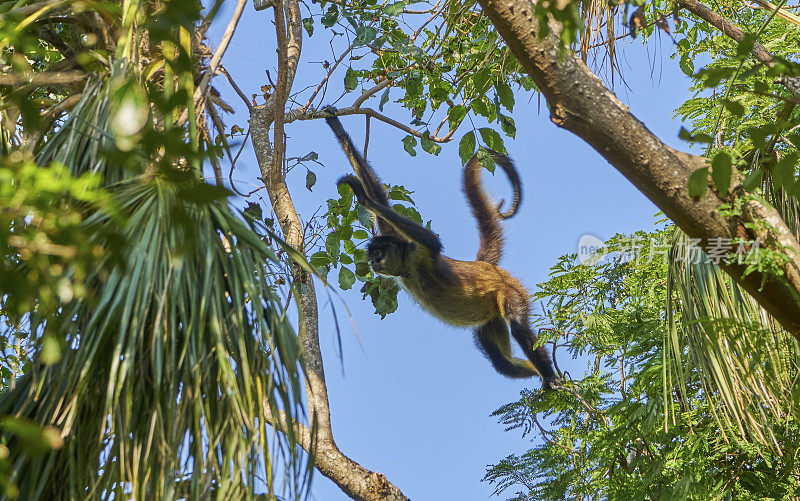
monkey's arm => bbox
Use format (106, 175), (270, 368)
(338, 175), (442, 257)
(323, 108), (398, 237)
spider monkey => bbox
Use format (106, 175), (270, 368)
(324, 109), (561, 390)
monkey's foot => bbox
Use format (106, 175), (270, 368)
(542, 376), (563, 391)
(321, 105), (338, 116)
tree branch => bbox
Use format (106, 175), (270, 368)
(285, 105), (455, 142)
(249, 1), (410, 499)
(678, 0), (800, 99)
(477, 0), (800, 335)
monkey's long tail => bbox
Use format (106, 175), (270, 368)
(485, 148), (522, 220)
(464, 154), (505, 266)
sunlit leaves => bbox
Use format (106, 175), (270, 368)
(710, 152), (732, 197)
(420, 132), (441, 156)
(687, 167), (709, 199)
(402, 134), (417, 156)
(496, 81), (515, 112)
(459, 131), (476, 165)
(344, 67), (358, 92)
(322, 181), (431, 317)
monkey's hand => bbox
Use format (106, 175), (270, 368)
(337, 175), (373, 209)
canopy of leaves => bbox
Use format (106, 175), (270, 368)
(484, 229), (800, 500)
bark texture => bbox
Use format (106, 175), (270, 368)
(477, 0), (800, 335)
(250, 1), (410, 499)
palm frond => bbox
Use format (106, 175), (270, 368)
(0, 72), (309, 499)
(665, 231), (799, 452)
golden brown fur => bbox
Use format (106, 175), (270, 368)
(325, 108), (560, 389)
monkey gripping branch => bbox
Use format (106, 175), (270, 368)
(477, 0), (800, 336)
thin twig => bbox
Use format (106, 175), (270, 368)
(218, 65), (252, 110)
(286, 106), (454, 142)
(352, 76), (391, 108)
(301, 43), (355, 112)
(195, 0), (248, 105)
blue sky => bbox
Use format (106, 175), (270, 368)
(208, 6), (694, 500)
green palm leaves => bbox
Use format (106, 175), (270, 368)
(0, 70), (309, 499)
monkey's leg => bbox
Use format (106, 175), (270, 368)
(474, 318), (538, 378)
(505, 292), (562, 390)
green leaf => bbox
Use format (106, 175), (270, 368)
(402, 135), (417, 156)
(310, 251), (331, 267)
(355, 26), (377, 45)
(344, 67), (358, 92)
(787, 133), (800, 150)
(379, 88), (390, 111)
(1, 418), (62, 455)
(459, 131), (476, 165)
(383, 1), (405, 16)
(306, 170), (317, 191)
(773, 152), (798, 189)
(679, 127), (712, 143)
(479, 128), (504, 152)
(299, 151), (318, 161)
(688, 167), (709, 199)
(447, 105), (467, 131)
(357, 205), (372, 227)
(338, 267), (357, 290)
(421, 132), (442, 156)
(679, 56), (694, 76)
(723, 99), (745, 116)
(303, 17), (313, 36)
(326, 232), (341, 258)
(470, 98), (490, 118)
(472, 68), (492, 93)
(321, 5), (338, 27)
(500, 115), (516, 139)
(743, 169), (764, 191)
(496, 82), (515, 111)
(737, 33), (756, 57)
(353, 230), (369, 239)
(244, 201), (262, 221)
(711, 152), (732, 197)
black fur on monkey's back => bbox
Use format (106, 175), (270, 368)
(324, 107), (560, 389)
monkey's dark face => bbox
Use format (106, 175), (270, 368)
(366, 236), (408, 277)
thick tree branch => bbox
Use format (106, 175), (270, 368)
(678, 0), (800, 99)
(477, 0), (800, 335)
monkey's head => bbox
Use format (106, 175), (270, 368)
(366, 236), (410, 277)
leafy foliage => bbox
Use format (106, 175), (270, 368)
(317, 181), (430, 317)
(484, 229), (800, 500)
(0, 2), (310, 499)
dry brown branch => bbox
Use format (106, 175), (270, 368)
(286, 106), (455, 142)
(301, 43), (356, 113)
(248, 1), (410, 498)
(194, 0), (248, 114)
